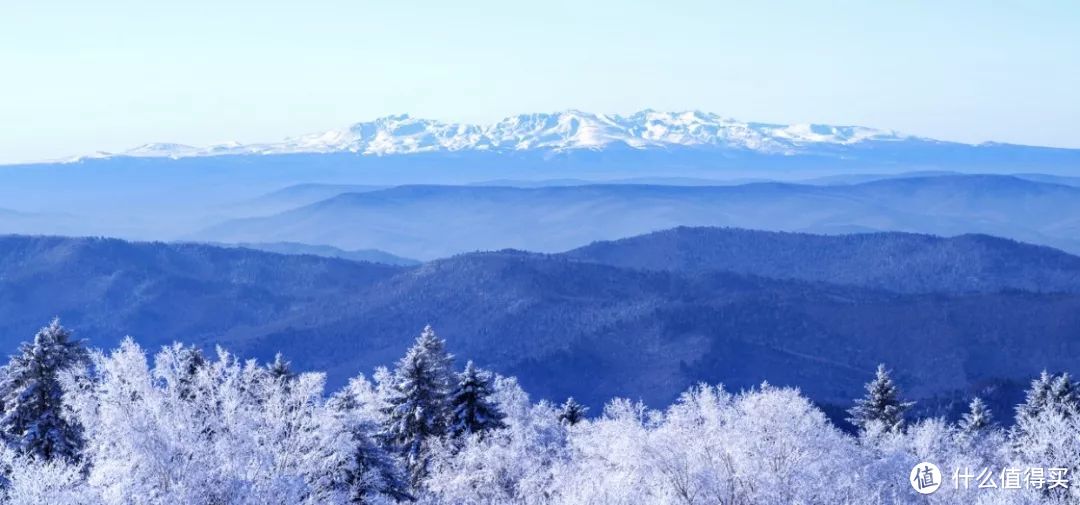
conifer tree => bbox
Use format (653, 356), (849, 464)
(381, 325), (454, 484)
(447, 361), (506, 439)
(846, 364), (912, 433)
(1011, 371), (1080, 454)
(958, 397), (993, 433)
(1013, 371), (1080, 427)
(1015, 370), (1054, 424)
(1048, 372), (1080, 417)
(558, 397), (589, 426)
(0, 319), (88, 462)
(267, 352), (296, 383)
(173, 344), (206, 401)
(328, 387), (412, 503)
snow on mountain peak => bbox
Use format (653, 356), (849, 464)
(103, 110), (915, 160)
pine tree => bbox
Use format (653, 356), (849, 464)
(0, 319), (89, 462)
(328, 388), (412, 503)
(1015, 370), (1054, 424)
(1011, 370), (1080, 455)
(958, 397), (993, 433)
(1048, 372), (1080, 417)
(447, 361), (506, 439)
(558, 397), (589, 426)
(1014, 371), (1080, 426)
(415, 325), (454, 386)
(381, 325), (454, 485)
(846, 364), (913, 433)
(266, 352), (295, 383)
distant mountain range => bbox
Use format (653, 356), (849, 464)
(46, 111), (1080, 172)
(195, 175), (1080, 259)
(2, 228), (1079, 419)
(89, 110), (911, 159)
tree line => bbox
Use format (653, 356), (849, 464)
(0, 319), (1076, 504)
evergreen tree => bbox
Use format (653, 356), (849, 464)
(1048, 372), (1080, 417)
(846, 364), (912, 433)
(447, 361), (506, 439)
(173, 344), (206, 401)
(342, 428), (414, 503)
(1011, 370), (1080, 454)
(558, 397), (589, 426)
(328, 388), (412, 503)
(1014, 371), (1080, 427)
(415, 325), (454, 386)
(267, 352), (296, 383)
(0, 319), (88, 462)
(958, 397), (993, 433)
(381, 326), (454, 485)
(1015, 370), (1054, 424)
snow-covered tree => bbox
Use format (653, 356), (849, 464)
(958, 397), (993, 433)
(327, 377), (412, 503)
(267, 352), (296, 383)
(1008, 371), (1080, 504)
(1049, 372), (1080, 417)
(847, 364), (913, 434)
(557, 397), (588, 426)
(425, 377), (568, 504)
(0, 319), (88, 463)
(553, 384), (873, 505)
(381, 325), (454, 485)
(0, 445), (98, 505)
(62, 338), (373, 505)
(1016, 371), (1054, 422)
(5, 320), (1078, 504)
(447, 361), (506, 440)
(160, 343), (207, 403)
(1012, 371), (1080, 449)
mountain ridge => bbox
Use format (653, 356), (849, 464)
(1, 229), (1079, 411)
(566, 226), (1080, 294)
(195, 175), (1080, 260)
(107, 110), (915, 159)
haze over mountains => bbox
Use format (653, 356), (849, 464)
(1, 228), (1078, 420)
(1, 110), (1076, 258)
(197, 175), (1080, 259)
(2, 111), (1079, 424)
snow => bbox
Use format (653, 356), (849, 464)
(88, 110), (918, 161)
(1, 321), (1075, 504)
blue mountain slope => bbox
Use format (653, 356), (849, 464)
(196, 175), (1080, 259)
(0, 235), (404, 353)
(566, 227), (1080, 293)
(0, 232), (1078, 414)
(2, 142), (1077, 243)
(224, 183), (388, 217)
(230, 241), (419, 266)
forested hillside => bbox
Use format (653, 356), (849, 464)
(0, 232), (1078, 415)
(0, 321), (1074, 504)
(568, 226), (1080, 293)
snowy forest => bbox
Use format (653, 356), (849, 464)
(1, 320), (1078, 505)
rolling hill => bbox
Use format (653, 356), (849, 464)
(0, 230), (1078, 416)
(567, 227), (1080, 293)
(196, 175), (1080, 260)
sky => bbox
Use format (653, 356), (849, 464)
(1, 0), (1078, 163)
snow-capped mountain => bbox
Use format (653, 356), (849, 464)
(113, 110), (914, 159)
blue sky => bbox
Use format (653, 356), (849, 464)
(1, 1), (1077, 163)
